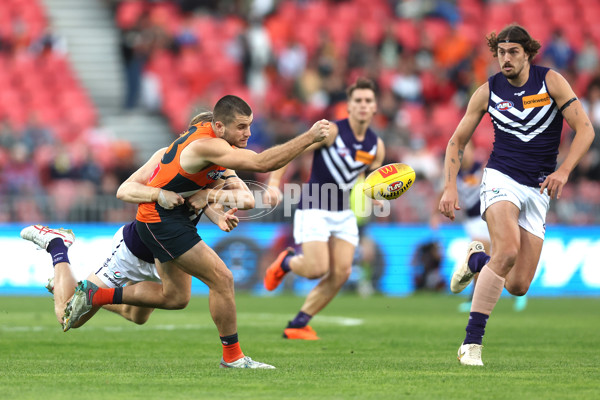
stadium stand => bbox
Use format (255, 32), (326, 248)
(0, 0), (599, 224)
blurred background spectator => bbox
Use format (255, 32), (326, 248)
(0, 0), (599, 224)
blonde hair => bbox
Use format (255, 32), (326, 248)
(188, 111), (213, 127)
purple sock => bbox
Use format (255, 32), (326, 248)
(464, 312), (489, 345)
(281, 253), (293, 273)
(468, 252), (490, 273)
(47, 238), (70, 266)
(288, 311), (312, 328)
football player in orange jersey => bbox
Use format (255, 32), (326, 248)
(65, 95), (330, 368)
(22, 151), (250, 331)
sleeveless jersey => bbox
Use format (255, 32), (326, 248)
(298, 119), (379, 211)
(486, 65), (563, 187)
(136, 123), (226, 223)
(457, 161), (483, 218)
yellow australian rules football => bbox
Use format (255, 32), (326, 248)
(363, 163), (416, 200)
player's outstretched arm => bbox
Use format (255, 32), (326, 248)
(263, 121), (339, 206)
(541, 70), (595, 199)
(439, 83), (488, 221)
(186, 119), (331, 173)
(116, 147), (184, 209)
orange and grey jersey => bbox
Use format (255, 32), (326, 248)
(136, 123), (226, 223)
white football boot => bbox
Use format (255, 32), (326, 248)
(45, 277), (54, 295)
(20, 225), (75, 250)
(457, 343), (484, 366)
(219, 356), (276, 369)
(450, 241), (485, 293)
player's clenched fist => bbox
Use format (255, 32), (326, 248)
(310, 119), (330, 143)
(157, 189), (185, 210)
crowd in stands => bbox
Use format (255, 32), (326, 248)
(0, 0), (140, 222)
(1, 0), (600, 224)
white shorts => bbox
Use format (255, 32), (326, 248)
(95, 226), (162, 288)
(463, 216), (490, 242)
(480, 168), (550, 239)
(293, 208), (359, 247)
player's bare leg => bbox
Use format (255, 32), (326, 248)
(458, 238), (490, 312)
(174, 241), (273, 368)
(101, 303), (154, 325)
(170, 242), (236, 336)
(120, 261), (192, 310)
(283, 238), (354, 340)
(300, 238), (354, 316)
(53, 262), (78, 324)
(289, 241), (330, 279)
(459, 202), (520, 365)
(20, 225), (77, 326)
(503, 229), (543, 296)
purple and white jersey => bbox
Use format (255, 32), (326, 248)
(486, 65), (563, 187)
(457, 161), (483, 218)
(298, 119), (379, 211)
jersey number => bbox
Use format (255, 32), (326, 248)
(161, 126), (197, 164)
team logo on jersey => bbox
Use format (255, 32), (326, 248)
(337, 147), (349, 157)
(495, 101), (514, 111)
(113, 271), (123, 279)
(514, 90), (525, 96)
(207, 169), (225, 180)
(523, 93), (550, 109)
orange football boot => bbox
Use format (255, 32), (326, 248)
(283, 325), (320, 340)
(264, 247), (295, 291)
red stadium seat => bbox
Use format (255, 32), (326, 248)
(303, 1), (328, 27)
(116, 0), (145, 30)
(360, 19), (385, 47)
(472, 115), (494, 152)
(294, 23), (321, 57)
(328, 21), (352, 57)
(423, 18), (451, 48)
(485, 2), (515, 29)
(400, 103), (428, 134)
(393, 19), (420, 52)
(428, 102), (463, 152)
(457, 0), (483, 23)
(560, 23), (584, 51)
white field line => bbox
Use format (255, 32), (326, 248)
(1, 313), (364, 332)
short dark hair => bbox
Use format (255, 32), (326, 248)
(346, 77), (377, 99)
(486, 24), (541, 62)
(213, 95), (252, 125)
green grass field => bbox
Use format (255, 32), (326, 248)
(1, 294), (599, 399)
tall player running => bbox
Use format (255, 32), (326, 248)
(263, 78), (385, 340)
(439, 24), (594, 366)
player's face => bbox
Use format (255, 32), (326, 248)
(347, 89), (377, 124)
(497, 43), (529, 80)
(222, 113), (253, 148)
